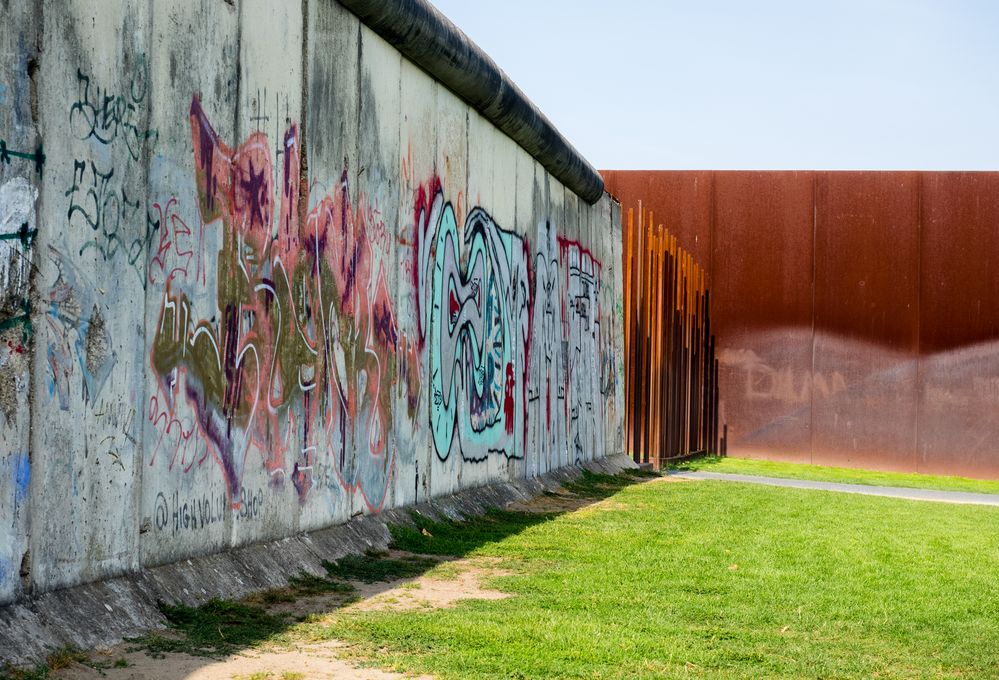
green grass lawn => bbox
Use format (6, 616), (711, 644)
(22, 471), (998, 680)
(680, 456), (999, 495)
(321, 472), (999, 679)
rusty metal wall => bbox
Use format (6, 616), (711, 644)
(712, 172), (815, 462)
(918, 173), (999, 477)
(812, 173), (921, 471)
(622, 206), (721, 468)
(603, 170), (999, 479)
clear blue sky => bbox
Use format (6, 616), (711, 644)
(431, 0), (999, 170)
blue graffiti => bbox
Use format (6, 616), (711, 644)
(11, 452), (29, 506)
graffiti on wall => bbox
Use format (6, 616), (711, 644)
(148, 96), (397, 511)
(105, 87), (612, 514)
(0, 139), (45, 176)
(0, 177), (36, 427)
(0, 450), (30, 591)
(527, 221), (566, 467)
(33, 58), (158, 414)
(70, 61), (157, 162)
(44, 245), (119, 410)
(67, 57), (158, 280)
(413, 183), (531, 462)
(0, 177), (36, 336)
(719, 348), (847, 405)
(5, 451), (29, 510)
(559, 237), (604, 463)
(409, 187), (609, 470)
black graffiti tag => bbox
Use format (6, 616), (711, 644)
(66, 159), (143, 266)
(69, 59), (157, 161)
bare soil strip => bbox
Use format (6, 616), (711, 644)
(53, 553), (512, 680)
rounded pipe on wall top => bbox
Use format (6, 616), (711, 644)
(338, 0), (605, 205)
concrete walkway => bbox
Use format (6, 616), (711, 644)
(668, 471), (999, 506)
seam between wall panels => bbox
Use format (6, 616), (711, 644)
(914, 173), (923, 473)
(23, 0), (44, 598)
(395, 46), (402, 509)
(708, 172), (715, 291)
(228, 0), (245, 548)
(300, 0), (309, 218)
(133, 0), (155, 575)
(809, 173), (817, 466)
(354, 20), (362, 195)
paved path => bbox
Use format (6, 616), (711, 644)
(667, 471), (999, 506)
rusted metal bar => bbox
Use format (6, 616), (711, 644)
(623, 209), (634, 459)
(621, 207), (719, 468)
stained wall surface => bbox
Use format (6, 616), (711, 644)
(0, 0), (624, 605)
(603, 170), (999, 480)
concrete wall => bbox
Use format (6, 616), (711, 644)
(0, 0), (624, 605)
(603, 170), (999, 480)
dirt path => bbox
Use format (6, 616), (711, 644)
(52, 554), (512, 680)
(57, 647), (415, 680)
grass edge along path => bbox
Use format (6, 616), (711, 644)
(679, 456), (999, 496)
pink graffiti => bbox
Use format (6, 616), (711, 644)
(148, 96), (398, 511)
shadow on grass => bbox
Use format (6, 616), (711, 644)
(0, 469), (656, 680)
(392, 469), (655, 556)
(666, 454), (725, 473)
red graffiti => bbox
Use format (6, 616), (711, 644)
(504, 362), (516, 435)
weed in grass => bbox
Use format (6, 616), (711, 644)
(46, 647), (87, 671)
(0, 665), (49, 680)
(425, 562), (462, 580)
(86, 656), (131, 672)
(287, 572), (356, 596)
(322, 552), (438, 583)
(0, 647), (98, 680)
(253, 589), (296, 605)
(247, 572), (357, 608)
(129, 600), (286, 658)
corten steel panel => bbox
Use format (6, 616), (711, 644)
(602, 170), (714, 274)
(712, 172), (815, 462)
(812, 172), (920, 471)
(918, 173), (999, 478)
